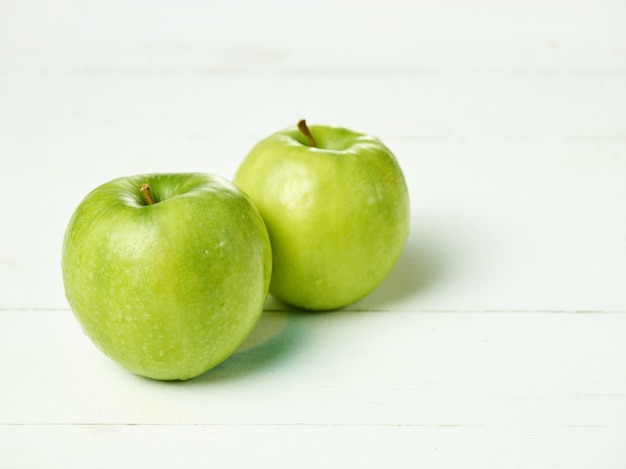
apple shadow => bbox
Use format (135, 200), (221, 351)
(186, 309), (304, 384)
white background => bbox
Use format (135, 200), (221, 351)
(1, 1), (625, 467)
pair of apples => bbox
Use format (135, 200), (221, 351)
(62, 121), (410, 381)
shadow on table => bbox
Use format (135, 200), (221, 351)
(189, 309), (303, 383)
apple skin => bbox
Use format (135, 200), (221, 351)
(233, 123), (409, 311)
(62, 173), (272, 381)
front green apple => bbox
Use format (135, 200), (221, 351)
(62, 173), (272, 380)
(234, 121), (409, 311)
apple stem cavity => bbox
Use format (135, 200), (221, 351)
(140, 183), (156, 206)
(297, 119), (318, 148)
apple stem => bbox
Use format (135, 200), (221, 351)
(140, 183), (156, 205)
(297, 119), (318, 148)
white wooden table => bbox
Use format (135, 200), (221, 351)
(1, 1), (625, 467)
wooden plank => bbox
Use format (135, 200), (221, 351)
(1, 310), (624, 427)
(1, 73), (624, 159)
(1, 0), (624, 73)
(2, 424), (625, 469)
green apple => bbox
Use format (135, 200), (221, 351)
(62, 173), (272, 381)
(233, 120), (409, 311)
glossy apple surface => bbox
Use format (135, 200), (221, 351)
(62, 173), (272, 380)
(234, 122), (409, 311)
